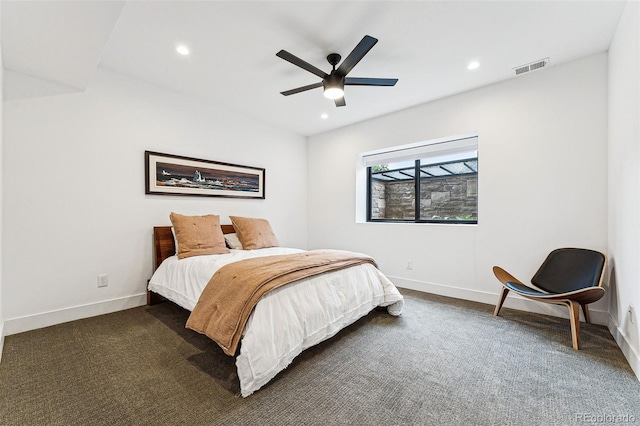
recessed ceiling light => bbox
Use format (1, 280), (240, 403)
(467, 61), (480, 70)
(320, 113), (328, 120)
(176, 45), (190, 55)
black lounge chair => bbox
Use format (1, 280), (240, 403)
(493, 248), (607, 350)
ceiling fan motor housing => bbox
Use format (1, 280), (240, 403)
(324, 73), (344, 90)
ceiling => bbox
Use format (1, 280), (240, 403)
(1, 1), (627, 137)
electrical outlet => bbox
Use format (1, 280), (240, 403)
(97, 274), (108, 288)
(629, 305), (635, 324)
(406, 260), (413, 270)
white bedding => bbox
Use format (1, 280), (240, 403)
(148, 247), (404, 397)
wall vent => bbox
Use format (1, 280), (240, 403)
(513, 58), (549, 76)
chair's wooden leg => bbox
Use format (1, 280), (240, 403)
(568, 301), (581, 350)
(494, 287), (510, 316)
(581, 304), (591, 323)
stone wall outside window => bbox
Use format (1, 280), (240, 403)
(371, 174), (477, 221)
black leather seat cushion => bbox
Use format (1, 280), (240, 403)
(531, 248), (605, 294)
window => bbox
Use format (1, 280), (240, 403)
(364, 135), (478, 224)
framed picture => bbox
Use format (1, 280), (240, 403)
(145, 151), (265, 199)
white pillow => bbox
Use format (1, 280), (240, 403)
(171, 226), (178, 253)
(224, 233), (244, 250)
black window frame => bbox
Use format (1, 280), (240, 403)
(366, 157), (478, 225)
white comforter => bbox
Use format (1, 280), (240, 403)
(148, 247), (404, 397)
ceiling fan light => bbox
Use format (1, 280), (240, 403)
(324, 86), (344, 100)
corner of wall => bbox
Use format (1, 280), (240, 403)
(0, 0), (5, 364)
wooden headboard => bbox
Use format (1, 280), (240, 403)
(149, 224), (235, 305)
(153, 225), (236, 270)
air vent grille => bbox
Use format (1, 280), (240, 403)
(513, 58), (549, 76)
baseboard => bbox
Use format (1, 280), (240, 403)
(3, 293), (147, 336)
(607, 314), (640, 382)
(389, 276), (609, 326)
(0, 321), (5, 363)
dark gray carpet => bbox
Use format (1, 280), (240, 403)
(0, 289), (638, 426)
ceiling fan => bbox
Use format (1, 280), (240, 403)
(276, 35), (398, 107)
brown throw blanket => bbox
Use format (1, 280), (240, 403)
(185, 250), (377, 356)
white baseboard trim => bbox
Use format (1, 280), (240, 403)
(0, 321), (5, 363)
(3, 293), (147, 336)
(389, 276), (609, 326)
(607, 314), (640, 382)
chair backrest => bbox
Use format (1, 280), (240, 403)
(531, 248), (606, 294)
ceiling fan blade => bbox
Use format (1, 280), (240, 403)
(276, 50), (328, 79)
(334, 97), (346, 107)
(345, 77), (398, 86)
(280, 82), (323, 96)
(336, 35), (378, 77)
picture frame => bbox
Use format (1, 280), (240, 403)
(145, 151), (265, 199)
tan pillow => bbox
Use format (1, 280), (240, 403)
(170, 213), (230, 259)
(229, 216), (279, 250)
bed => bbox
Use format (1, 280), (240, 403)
(148, 222), (404, 397)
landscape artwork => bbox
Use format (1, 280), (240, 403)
(145, 151), (265, 198)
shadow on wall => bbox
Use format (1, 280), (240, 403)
(608, 259), (620, 325)
(609, 260), (640, 347)
(598, 259), (640, 376)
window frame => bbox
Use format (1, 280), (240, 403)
(364, 135), (478, 225)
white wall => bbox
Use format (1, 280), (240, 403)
(2, 68), (307, 334)
(308, 53), (609, 324)
(0, 1), (5, 360)
(608, 0), (640, 378)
